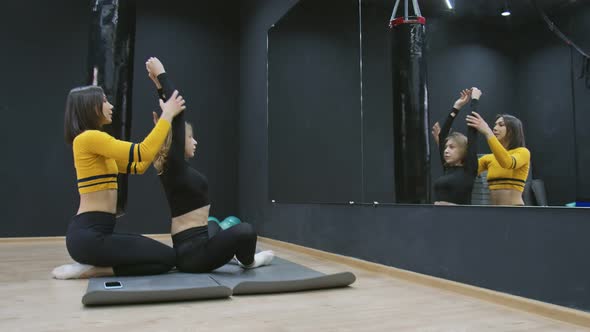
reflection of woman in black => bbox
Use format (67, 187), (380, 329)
(431, 88), (481, 205)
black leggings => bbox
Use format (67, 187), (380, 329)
(66, 212), (175, 276)
(172, 222), (257, 273)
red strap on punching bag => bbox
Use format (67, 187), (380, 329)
(388, 0), (425, 28)
(389, 16), (426, 28)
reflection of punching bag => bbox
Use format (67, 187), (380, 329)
(87, 0), (136, 216)
(389, 0), (430, 204)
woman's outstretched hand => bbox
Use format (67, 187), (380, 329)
(431, 121), (441, 146)
(471, 87), (482, 100)
(146, 57), (166, 89)
(453, 89), (471, 110)
(466, 111), (493, 138)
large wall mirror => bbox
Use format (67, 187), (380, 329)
(268, 0), (590, 207)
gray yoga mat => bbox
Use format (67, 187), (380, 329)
(210, 257), (356, 295)
(82, 273), (231, 306)
(82, 256), (356, 305)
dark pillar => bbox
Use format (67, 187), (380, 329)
(87, 0), (136, 216)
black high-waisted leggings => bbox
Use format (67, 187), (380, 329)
(172, 222), (257, 273)
(66, 211), (175, 276)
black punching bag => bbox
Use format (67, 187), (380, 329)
(389, 0), (430, 204)
(87, 0), (136, 216)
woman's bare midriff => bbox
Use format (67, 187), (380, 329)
(77, 190), (209, 235)
(171, 205), (210, 235)
(77, 190), (118, 215)
(490, 189), (524, 206)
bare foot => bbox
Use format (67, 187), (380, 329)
(52, 263), (114, 279)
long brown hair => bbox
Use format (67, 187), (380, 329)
(153, 130), (173, 175)
(153, 122), (191, 174)
(64, 86), (105, 144)
(496, 114), (525, 150)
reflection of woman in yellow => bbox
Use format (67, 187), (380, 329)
(467, 112), (530, 205)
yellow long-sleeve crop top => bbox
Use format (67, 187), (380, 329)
(72, 119), (171, 194)
(478, 136), (531, 192)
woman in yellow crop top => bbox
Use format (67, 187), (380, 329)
(467, 112), (530, 205)
(52, 85), (186, 279)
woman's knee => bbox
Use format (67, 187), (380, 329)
(65, 231), (96, 265)
(234, 222), (257, 240)
(158, 246), (177, 267)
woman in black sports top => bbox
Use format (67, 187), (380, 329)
(431, 88), (481, 205)
(146, 57), (274, 272)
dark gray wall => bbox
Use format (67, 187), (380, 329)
(1, 1), (90, 236)
(361, 1), (395, 203)
(239, 0), (590, 311)
(239, 0), (300, 221)
(515, 36), (576, 206)
(268, 0), (363, 204)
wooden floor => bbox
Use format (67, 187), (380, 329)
(0, 238), (587, 332)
